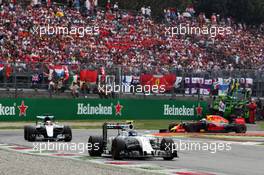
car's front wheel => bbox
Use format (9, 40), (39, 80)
(160, 138), (177, 160)
(63, 126), (72, 142)
(27, 126), (36, 142)
(88, 136), (103, 157)
(111, 138), (126, 160)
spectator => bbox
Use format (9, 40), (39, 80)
(256, 98), (263, 120)
(74, 0), (80, 10)
(113, 2), (118, 12)
(68, 0), (73, 8)
(146, 6), (151, 18)
(141, 6), (146, 16)
(81, 82), (90, 97)
(57, 78), (65, 93)
(71, 82), (80, 98)
(247, 99), (257, 124)
(106, 0), (111, 11)
(48, 79), (55, 96)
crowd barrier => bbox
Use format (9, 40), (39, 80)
(0, 98), (208, 121)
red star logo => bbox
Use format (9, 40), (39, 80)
(115, 102), (123, 116)
(18, 101), (28, 117)
(196, 104), (203, 116)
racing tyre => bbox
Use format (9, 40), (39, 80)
(111, 138), (126, 160)
(27, 126), (36, 142)
(88, 136), (103, 157)
(235, 125), (247, 133)
(184, 124), (195, 132)
(63, 126), (72, 142)
(160, 138), (177, 160)
(24, 125), (29, 140)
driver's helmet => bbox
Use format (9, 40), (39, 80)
(44, 116), (52, 125)
(45, 120), (52, 126)
(200, 118), (207, 123)
(128, 130), (138, 137)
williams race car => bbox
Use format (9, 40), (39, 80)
(166, 115), (247, 133)
(88, 122), (178, 160)
(24, 115), (72, 142)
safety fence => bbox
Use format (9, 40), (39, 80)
(0, 63), (263, 97)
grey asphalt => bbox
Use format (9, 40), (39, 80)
(0, 129), (264, 175)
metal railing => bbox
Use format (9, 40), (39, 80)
(0, 63), (264, 98)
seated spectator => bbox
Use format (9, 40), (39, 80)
(71, 82), (80, 98)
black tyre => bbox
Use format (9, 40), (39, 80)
(160, 138), (177, 160)
(111, 138), (126, 160)
(235, 125), (247, 133)
(88, 136), (103, 157)
(24, 125), (29, 140)
(27, 126), (36, 142)
(184, 124), (195, 132)
(63, 126), (72, 142)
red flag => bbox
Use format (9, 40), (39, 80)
(80, 70), (98, 83)
(140, 74), (176, 92)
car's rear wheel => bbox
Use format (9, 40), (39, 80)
(24, 125), (29, 140)
(63, 126), (72, 142)
(235, 125), (247, 133)
(88, 136), (103, 157)
(160, 138), (177, 160)
(111, 138), (126, 160)
(27, 126), (36, 142)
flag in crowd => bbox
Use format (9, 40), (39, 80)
(80, 70), (97, 84)
(49, 65), (69, 81)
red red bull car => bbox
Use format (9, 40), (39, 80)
(167, 115), (247, 133)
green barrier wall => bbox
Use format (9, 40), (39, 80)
(0, 98), (208, 121)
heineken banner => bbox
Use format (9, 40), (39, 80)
(0, 98), (208, 121)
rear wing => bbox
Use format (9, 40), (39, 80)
(103, 122), (134, 130)
(36, 116), (55, 120)
(102, 122), (134, 146)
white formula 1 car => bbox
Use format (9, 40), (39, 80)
(24, 115), (72, 142)
(88, 122), (177, 160)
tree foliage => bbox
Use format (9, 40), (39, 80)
(195, 0), (264, 25)
(98, 0), (264, 25)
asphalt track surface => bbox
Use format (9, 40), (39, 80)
(0, 129), (264, 175)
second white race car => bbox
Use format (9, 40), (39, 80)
(88, 122), (178, 160)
